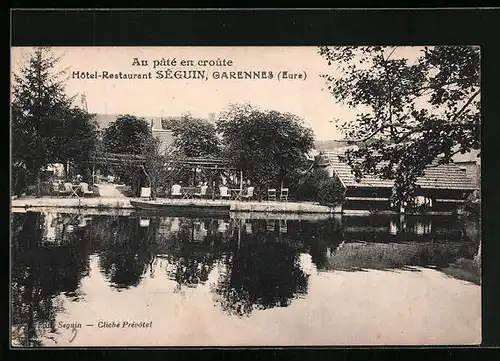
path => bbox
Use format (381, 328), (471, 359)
(95, 183), (127, 198)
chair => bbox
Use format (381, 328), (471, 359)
(80, 182), (94, 197)
(241, 186), (255, 201)
(245, 222), (253, 234)
(279, 219), (288, 233)
(171, 184), (182, 198)
(52, 182), (61, 195)
(219, 186), (231, 200)
(267, 219), (275, 231)
(194, 185), (208, 199)
(139, 218), (150, 227)
(170, 218), (180, 232)
(218, 219), (229, 232)
(58, 182), (72, 196)
(268, 188), (277, 201)
(140, 187), (151, 199)
(280, 188), (289, 201)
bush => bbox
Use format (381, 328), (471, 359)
(317, 175), (345, 206)
(295, 168), (345, 205)
(462, 198), (480, 217)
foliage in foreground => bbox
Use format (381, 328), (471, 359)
(319, 46), (480, 207)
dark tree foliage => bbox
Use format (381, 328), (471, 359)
(56, 107), (99, 173)
(139, 134), (171, 200)
(217, 104), (315, 197)
(319, 46), (480, 206)
(103, 114), (152, 154)
(165, 114), (221, 157)
(298, 168), (345, 206)
(12, 47), (99, 195)
(103, 115), (152, 195)
(12, 48), (74, 194)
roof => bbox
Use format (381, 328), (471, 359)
(153, 129), (175, 151)
(325, 146), (477, 191)
(92, 114), (179, 130)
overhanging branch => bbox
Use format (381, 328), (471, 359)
(451, 89), (480, 122)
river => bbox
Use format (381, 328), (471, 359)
(10, 210), (481, 347)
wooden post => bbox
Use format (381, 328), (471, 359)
(240, 170), (243, 190)
(237, 219), (241, 249)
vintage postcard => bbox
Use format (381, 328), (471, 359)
(10, 45), (481, 347)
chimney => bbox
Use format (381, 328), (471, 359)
(150, 117), (163, 130)
(208, 112), (216, 124)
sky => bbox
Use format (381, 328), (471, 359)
(10, 46), (426, 141)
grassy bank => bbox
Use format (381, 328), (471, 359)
(325, 242), (480, 285)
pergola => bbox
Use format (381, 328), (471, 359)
(84, 152), (244, 189)
(88, 152), (237, 169)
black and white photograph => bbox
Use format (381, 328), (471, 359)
(10, 43), (481, 347)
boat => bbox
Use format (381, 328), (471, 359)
(130, 199), (231, 217)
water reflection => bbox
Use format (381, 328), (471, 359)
(212, 219), (309, 317)
(11, 212), (91, 346)
(156, 217), (225, 290)
(10, 210), (480, 346)
(89, 215), (158, 289)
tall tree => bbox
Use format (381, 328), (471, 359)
(167, 114), (220, 157)
(139, 133), (175, 200)
(217, 104), (315, 198)
(319, 46), (480, 207)
(12, 47), (73, 195)
(103, 115), (152, 196)
(103, 114), (151, 154)
(55, 107), (99, 177)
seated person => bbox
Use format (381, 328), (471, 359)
(73, 174), (82, 184)
(195, 182), (209, 198)
(219, 185), (230, 199)
(171, 182), (182, 198)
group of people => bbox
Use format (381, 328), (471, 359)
(52, 174), (94, 196)
(167, 180), (253, 199)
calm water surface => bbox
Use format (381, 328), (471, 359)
(10, 210), (481, 347)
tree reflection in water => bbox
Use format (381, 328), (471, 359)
(11, 211), (481, 346)
(159, 218), (225, 290)
(212, 220), (310, 317)
(95, 216), (159, 289)
(11, 211), (91, 347)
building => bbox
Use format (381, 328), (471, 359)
(323, 146), (478, 215)
(452, 149), (481, 189)
(92, 113), (217, 156)
(149, 118), (175, 155)
(92, 113), (177, 154)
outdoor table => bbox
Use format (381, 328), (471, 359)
(229, 188), (243, 201)
(181, 187), (199, 199)
(69, 184), (81, 198)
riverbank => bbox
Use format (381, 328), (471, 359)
(11, 196), (339, 214)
